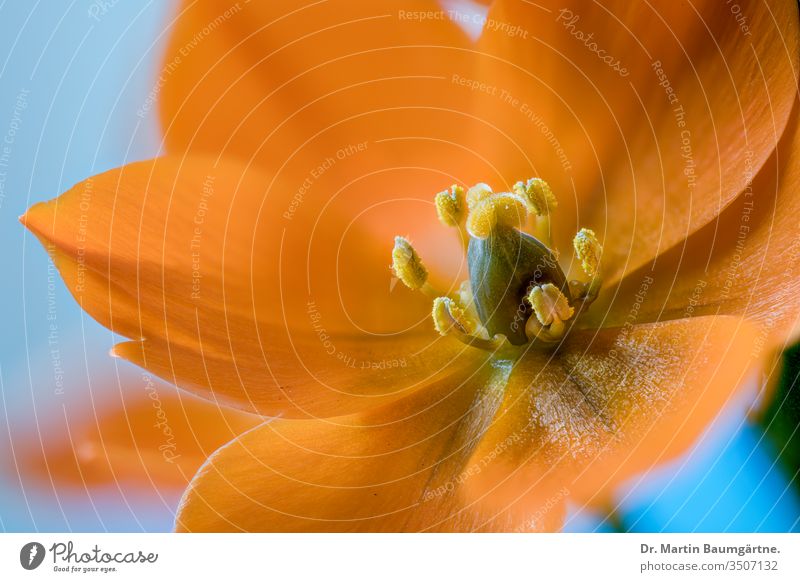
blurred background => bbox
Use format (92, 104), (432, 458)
(0, 1), (798, 532)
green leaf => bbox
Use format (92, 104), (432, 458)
(760, 343), (800, 486)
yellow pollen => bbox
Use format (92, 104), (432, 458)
(466, 182), (493, 209)
(391, 236), (428, 290)
(466, 197), (497, 239)
(434, 185), (466, 227)
(514, 178), (557, 216)
(527, 283), (574, 326)
(466, 193), (529, 239)
(491, 193), (529, 230)
(432, 297), (475, 336)
(573, 228), (602, 278)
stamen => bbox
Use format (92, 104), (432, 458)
(434, 185), (466, 227)
(455, 280), (483, 331)
(525, 283), (574, 341)
(391, 179), (602, 352)
(391, 236), (428, 290)
(572, 227), (603, 303)
(514, 178), (557, 216)
(432, 297), (475, 336)
(527, 283), (574, 326)
(573, 228), (602, 278)
(432, 296), (509, 352)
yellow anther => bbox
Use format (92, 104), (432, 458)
(514, 178), (557, 216)
(466, 182), (493, 209)
(434, 185), (466, 227)
(391, 236), (428, 290)
(466, 197), (497, 239)
(573, 228), (602, 278)
(432, 297), (475, 336)
(527, 283), (574, 327)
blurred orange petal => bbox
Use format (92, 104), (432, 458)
(465, 316), (757, 512)
(472, 0), (799, 281)
(158, 1), (508, 286)
(22, 156), (484, 417)
(14, 378), (258, 490)
(176, 360), (563, 532)
(600, 102), (800, 352)
(159, 0), (483, 181)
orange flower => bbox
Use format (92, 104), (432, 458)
(13, 377), (259, 492)
(21, 0), (800, 531)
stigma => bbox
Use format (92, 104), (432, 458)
(391, 178), (603, 351)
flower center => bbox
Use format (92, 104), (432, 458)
(392, 179), (602, 352)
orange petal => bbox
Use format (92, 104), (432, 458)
(599, 101), (800, 352)
(111, 332), (484, 419)
(13, 377), (258, 491)
(176, 359), (564, 532)
(158, 2), (510, 285)
(159, 1), (479, 176)
(22, 156), (484, 417)
(157, 2), (533, 270)
(464, 316), (758, 511)
(471, 0), (799, 281)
